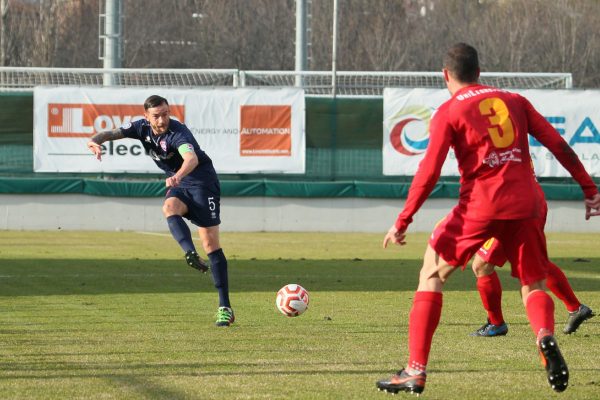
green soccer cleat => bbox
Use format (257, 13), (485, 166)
(185, 250), (209, 273)
(215, 306), (235, 327)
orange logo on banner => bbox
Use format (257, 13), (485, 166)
(240, 105), (291, 156)
(47, 103), (185, 137)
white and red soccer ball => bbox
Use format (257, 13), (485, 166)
(276, 284), (309, 317)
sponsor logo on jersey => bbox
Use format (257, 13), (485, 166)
(483, 148), (522, 168)
(483, 151), (500, 168)
(47, 103), (185, 137)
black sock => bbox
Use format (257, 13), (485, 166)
(167, 215), (195, 253)
(208, 248), (230, 308)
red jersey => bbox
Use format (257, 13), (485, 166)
(395, 84), (598, 231)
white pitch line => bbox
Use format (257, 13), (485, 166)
(135, 231), (173, 237)
(0, 273), (189, 278)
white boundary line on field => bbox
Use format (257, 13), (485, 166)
(0, 273), (189, 278)
(135, 231), (172, 237)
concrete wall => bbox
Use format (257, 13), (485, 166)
(1, 194), (598, 233)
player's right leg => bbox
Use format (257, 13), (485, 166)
(523, 283), (569, 393)
(501, 220), (568, 392)
(470, 245), (508, 337)
(537, 198), (595, 333)
(563, 303), (594, 334)
(545, 261), (595, 334)
(163, 193), (208, 273)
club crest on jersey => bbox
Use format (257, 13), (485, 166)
(160, 140), (167, 152)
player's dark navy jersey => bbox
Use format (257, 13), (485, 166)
(120, 118), (218, 187)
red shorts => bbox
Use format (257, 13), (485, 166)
(476, 237), (508, 267)
(429, 207), (549, 285)
(476, 201), (548, 274)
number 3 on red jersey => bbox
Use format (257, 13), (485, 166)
(478, 97), (515, 149)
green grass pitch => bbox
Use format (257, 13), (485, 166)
(0, 230), (598, 399)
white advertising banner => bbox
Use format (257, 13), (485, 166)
(34, 87), (305, 173)
(383, 88), (600, 177)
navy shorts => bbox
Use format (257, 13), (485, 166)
(165, 182), (221, 228)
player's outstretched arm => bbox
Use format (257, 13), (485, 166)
(87, 129), (125, 161)
(383, 225), (407, 248)
(585, 193), (600, 220)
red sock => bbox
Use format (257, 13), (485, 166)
(545, 262), (580, 312)
(407, 291), (443, 373)
(525, 290), (555, 339)
(476, 272), (505, 326)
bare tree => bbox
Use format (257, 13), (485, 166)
(1, 0), (98, 67)
(1, 0), (600, 87)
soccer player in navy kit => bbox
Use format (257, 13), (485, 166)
(87, 95), (234, 327)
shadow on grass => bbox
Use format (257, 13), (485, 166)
(3, 358), (599, 380)
(0, 257), (598, 296)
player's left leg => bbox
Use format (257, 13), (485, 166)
(377, 210), (492, 395)
(376, 244), (455, 395)
(409, 244), (456, 370)
(198, 225), (234, 327)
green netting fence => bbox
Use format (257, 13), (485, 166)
(0, 93), (594, 199)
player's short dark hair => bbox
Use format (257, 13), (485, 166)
(444, 43), (479, 83)
(144, 95), (169, 110)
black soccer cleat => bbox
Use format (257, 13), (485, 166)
(185, 250), (209, 273)
(376, 369), (426, 395)
(563, 304), (594, 334)
(538, 335), (569, 393)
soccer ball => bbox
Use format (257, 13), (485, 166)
(276, 284), (309, 317)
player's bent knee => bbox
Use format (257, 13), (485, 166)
(201, 239), (221, 254)
(521, 280), (546, 297)
(162, 198), (187, 217)
(472, 260), (495, 277)
(162, 205), (178, 217)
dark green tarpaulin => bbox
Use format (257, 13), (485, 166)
(0, 93), (596, 198)
(0, 177), (590, 200)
